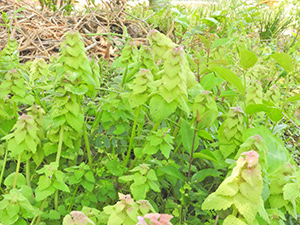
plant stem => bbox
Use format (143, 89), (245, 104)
(68, 183), (80, 211)
(186, 128), (197, 184)
(34, 197), (47, 225)
(282, 73), (290, 111)
(26, 159), (31, 188)
(0, 147), (9, 193)
(124, 106), (141, 167)
(13, 154), (22, 189)
(55, 125), (64, 164)
(129, 122), (160, 170)
(13, 102), (19, 119)
(54, 189), (58, 211)
(83, 124), (93, 171)
(180, 123), (198, 224)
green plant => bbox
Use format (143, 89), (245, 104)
(0, 2), (300, 224)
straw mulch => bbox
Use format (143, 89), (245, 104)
(0, 0), (150, 62)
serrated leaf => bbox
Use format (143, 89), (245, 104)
(240, 181), (262, 202)
(38, 176), (52, 190)
(84, 170), (95, 183)
(241, 166), (262, 187)
(149, 95), (177, 123)
(223, 215), (248, 225)
(202, 193), (233, 210)
(53, 180), (70, 192)
(65, 112), (83, 132)
(147, 169), (157, 181)
(269, 194), (287, 209)
(130, 183), (149, 200)
(147, 180), (160, 192)
(216, 180), (239, 196)
(35, 187), (55, 201)
(81, 180), (94, 192)
(4, 172), (26, 188)
(283, 183), (300, 200)
(7, 204), (20, 219)
(233, 193), (258, 224)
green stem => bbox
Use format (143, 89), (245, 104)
(232, 206), (238, 217)
(13, 102), (19, 119)
(53, 126), (64, 211)
(83, 124), (93, 171)
(282, 73), (290, 111)
(55, 126), (64, 164)
(68, 183), (80, 211)
(129, 122), (160, 170)
(172, 111), (183, 137)
(124, 106), (141, 167)
(180, 122), (198, 224)
(54, 189), (58, 211)
(186, 128), (197, 184)
(26, 159), (31, 188)
(173, 140), (182, 154)
(34, 198), (47, 225)
(13, 154), (22, 189)
(0, 147), (9, 193)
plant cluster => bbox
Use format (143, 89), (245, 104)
(0, 0), (300, 224)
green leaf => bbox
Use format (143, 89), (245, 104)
(243, 127), (293, 175)
(147, 180), (160, 192)
(180, 118), (194, 155)
(211, 38), (231, 49)
(210, 66), (244, 94)
(192, 169), (222, 183)
(65, 112), (83, 132)
(53, 180), (70, 192)
(81, 180), (95, 192)
(106, 159), (127, 176)
(240, 49), (258, 69)
(4, 172), (26, 188)
(283, 183), (300, 200)
(149, 95), (177, 123)
(268, 194), (287, 209)
(197, 35), (211, 49)
(223, 215), (248, 225)
(197, 130), (213, 140)
(6, 204), (20, 218)
(245, 104), (283, 122)
(119, 175), (134, 182)
(202, 193), (233, 210)
(15, 129), (26, 145)
(147, 169), (158, 181)
(158, 165), (185, 182)
(131, 183), (149, 200)
(193, 149), (218, 163)
(271, 52), (294, 73)
(35, 187), (55, 201)
(216, 180), (239, 197)
(38, 176), (52, 190)
(233, 193), (258, 224)
(43, 210), (61, 220)
(84, 170), (95, 183)
(286, 93), (300, 103)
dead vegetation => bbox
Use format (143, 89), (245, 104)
(0, 0), (150, 62)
